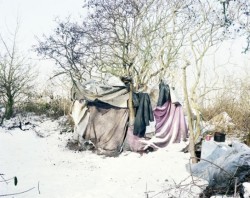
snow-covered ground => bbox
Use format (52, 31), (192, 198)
(0, 116), (206, 198)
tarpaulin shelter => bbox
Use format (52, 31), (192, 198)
(71, 77), (188, 155)
(71, 76), (131, 156)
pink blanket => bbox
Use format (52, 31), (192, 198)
(124, 101), (188, 151)
(144, 101), (188, 149)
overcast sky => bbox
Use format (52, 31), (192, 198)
(0, 0), (248, 65)
(0, 0), (84, 50)
(0, 0), (85, 86)
(0, 0), (249, 92)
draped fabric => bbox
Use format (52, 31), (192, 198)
(71, 78), (187, 154)
(141, 101), (188, 150)
(71, 78), (129, 108)
(123, 126), (146, 152)
(83, 105), (129, 156)
(72, 100), (90, 143)
(71, 100), (129, 156)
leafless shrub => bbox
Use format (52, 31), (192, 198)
(18, 95), (72, 119)
(201, 75), (250, 143)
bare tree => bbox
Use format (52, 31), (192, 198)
(0, 25), (35, 120)
(175, 0), (234, 162)
(218, 0), (250, 53)
(176, 0), (250, 163)
(82, 0), (196, 124)
(35, 0), (181, 124)
(36, 1), (191, 82)
(35, 18), (93, 82)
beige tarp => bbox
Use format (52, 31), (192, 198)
(84, 105), (129, 156)
(71, 100), (129, 156)
(71, 79), (129, 108)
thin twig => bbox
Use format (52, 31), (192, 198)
(0, 187), (35, 197)
(190, 157), (234, 177)
(190, 155), (248, 197)
(234, 177), (238, 197)
(145, 183), (148, 198)
(225, 154), (247, 196)
(0, 175), (8, 185)
(0, 177), (15, 183)
(6, 131), (13, 136)
(144, 182), (154, 197)
(38, 181), (41, 194)
(150, 175), (204, 198)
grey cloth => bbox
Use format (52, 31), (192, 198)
(71, 79), (129, 108)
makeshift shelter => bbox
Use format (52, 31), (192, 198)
(71, 77), (188, 155)
(71, 76), (131, 156)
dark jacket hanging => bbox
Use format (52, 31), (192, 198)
(133, 93), (154, 137)
(157, 81), (171, 107)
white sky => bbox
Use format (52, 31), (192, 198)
(0, 0), (84, 50)
(0, 0), (84, 90)
(0, 0), (249, 95)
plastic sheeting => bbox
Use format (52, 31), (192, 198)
(188, 142), (250, 190)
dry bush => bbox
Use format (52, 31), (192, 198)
(19, 96), (72, 119)
(201, 78), (250, 143)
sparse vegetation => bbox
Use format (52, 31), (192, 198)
(19, 97), (71, 119)
(201, 75), (250, 144)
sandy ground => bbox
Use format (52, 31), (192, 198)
(0, 117), (205, 198)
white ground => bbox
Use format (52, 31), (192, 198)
(0, 116), (206, 198)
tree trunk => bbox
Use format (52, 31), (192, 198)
(182, 65), (197, 164)
(5, 96), (14, 120)
(194, 110), (202, 141)
(128, 82), (135, 126)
